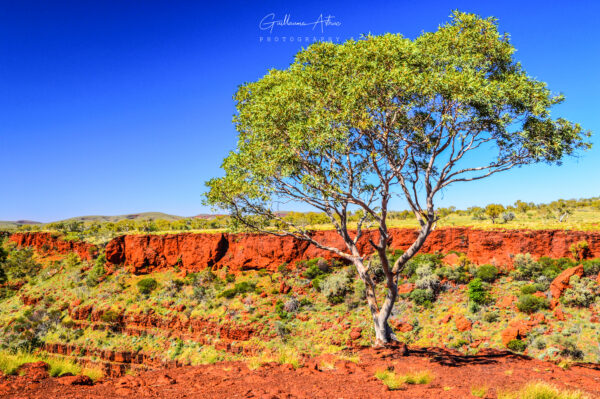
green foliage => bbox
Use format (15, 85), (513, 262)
(302, 258), (331, 280)
(582, 259), (600, 276)
(520, 283), (545, 295)
(483, 311), (499, 323)
(0, 246), (7, 286)
(410, 289), (435, 307)
(320, 271), (351, 304)
(467, 278), (491, 305)
(485, 204), (505, 223)
(219, 281), (257, 299)
(85, 254), (106, 287)
(570, 240), (590, 261)
(100, 310), (120, 323)
(475, 264), (498, 282)
(435, 265), (470, 284)
(5, 248), (41, 280)
(561, 276), (600, 308)
(0, 308), (61, 351)
(137, 278), (158, 295)
(506, 339), (527, 352)
(517, 294), (549, 313)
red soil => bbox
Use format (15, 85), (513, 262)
(10, 228), (600, 274)
(2, 347), (599, 398)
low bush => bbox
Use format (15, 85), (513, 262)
(476, 264), (498, 282)
(435, 265), (470, 284)
(85, 255), (106, 287)
(410, 288), (435, 306)
(506, 339), (527, 352)
(100, 310), (120, 323)
(5, 248), (41, 280)
(303, 258), (330, 280)
(320, 271), (351, 304)
(582, 259), (600, 276)
(483, 311), (499, 323)
(219, 281), (257, 299)
(520, 283), (547, 295)
(137, 278), (158, 295)
(561, 276), (599, 308)
(283, 297), (300, 313)
(414, 264), (441, 293)
(467, 278), (491, 305)
(517, 294), (549, 313)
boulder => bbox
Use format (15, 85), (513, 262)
(455, 315), (472, 332)
(349, 327), (362, 340)
(550, 265), (584, 299)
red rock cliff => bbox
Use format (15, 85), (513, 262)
(103, 228), (600, 274)
(9, 232), (96, 260)
(10, 228), (600, 274)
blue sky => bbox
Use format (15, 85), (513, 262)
(1, 0), (598, 222)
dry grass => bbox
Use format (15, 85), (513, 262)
(375, 369), (434, 390)
(471, 385), (488, 397)
(498, 381), (590, 399)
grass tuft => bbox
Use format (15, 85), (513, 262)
(471, 385), (488, 397)
(375, 369), (433, 390)
(498, 381), (590, 399)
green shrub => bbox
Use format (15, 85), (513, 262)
(137, 278), (158, 295)
(501, 212), (515, 223)
(561, 276), (600, 308)
(85, 255), (106, 287)
(5, 248), (41, 280)
(581, 259), (600, 276)
(467, 278), (490, 305)
(483, 311), (499, 323)
(520, 284), (541, 295)
(410, 288), (435, 306)
(320, 271), (351, 304)
(511, 253), (541, 280)
(476, 264), (498, 282)
(219, 281), (257, 298)
(225, 273), (235, 283)
(100, 310), (120, 323)
(506, 339), (527, 352)
(435, 265), (470, 284)
(516, 294), (549, 313)
(415, 265), (441, 293)
(303, 259), (330, 280)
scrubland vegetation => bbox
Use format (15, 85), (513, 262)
(1, 234), (599, 382)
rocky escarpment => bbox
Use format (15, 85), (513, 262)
(103, 228), (600, 273)
(9, 228), (600, 274)
(9, 232), (97, 260)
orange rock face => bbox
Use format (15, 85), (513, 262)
(9, 232), (96, 260)
(10, 227), (600, 274)
(549, 265), (584, 300)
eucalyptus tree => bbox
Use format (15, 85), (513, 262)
(205, 12), (590, 344)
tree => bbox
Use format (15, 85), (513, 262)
(485, 204), (505, 223)
(205, 12), (590, 344)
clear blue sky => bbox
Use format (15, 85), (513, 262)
(1, 0), (598, 222)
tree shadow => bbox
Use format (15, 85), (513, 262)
(371, 345), (531, 367)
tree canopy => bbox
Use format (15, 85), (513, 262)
(205, 11), (590, 343)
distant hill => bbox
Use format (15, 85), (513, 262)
(0, 220), (42, 229)
(58, 212), (184, 223)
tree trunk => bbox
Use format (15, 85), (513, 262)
(373, 313), (395, 345)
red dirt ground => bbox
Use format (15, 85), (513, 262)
(2, 346), (599, 398)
